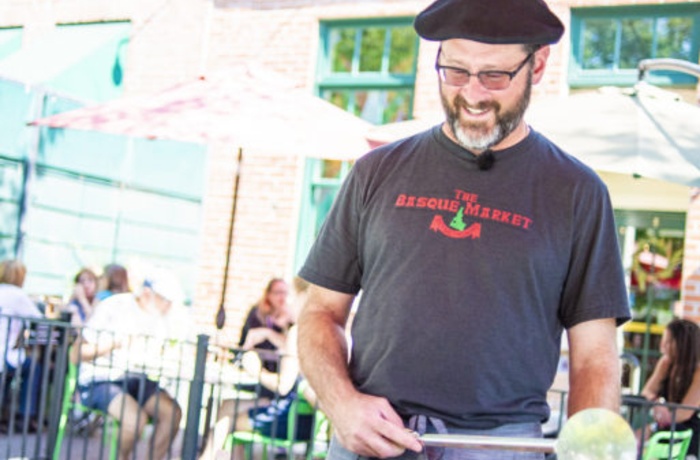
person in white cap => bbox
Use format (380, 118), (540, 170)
(72, 267), (185, 460)
(297, 0), (631, 459)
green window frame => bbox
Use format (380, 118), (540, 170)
(294, 18), (420, 270)
(569, 4), (700, 87)
(317, 17), (420, 125)
(295, 159), (353, 272)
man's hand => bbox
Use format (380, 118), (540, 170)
(297, 284), (421, 457)
(328, 391), (423, 458)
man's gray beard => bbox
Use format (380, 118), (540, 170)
(453, 118), (503, 151)
(441, 72), (533, 152)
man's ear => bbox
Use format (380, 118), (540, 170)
(532, 45), (551, 85)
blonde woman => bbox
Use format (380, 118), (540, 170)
(0, 259), (43, 429)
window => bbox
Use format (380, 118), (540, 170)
(0, 22), (131, 101)
(0, 27), (22, 61)
(0, 79), (207, 300)
(317, 18), (419, 125)
(570, 5), (700, 87)
(0, 155), (23, 258)
(295, 18), (420, 269)
(295, 159), (354, 271)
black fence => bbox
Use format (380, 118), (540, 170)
(0, 313), (329, 460)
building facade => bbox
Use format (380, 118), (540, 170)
(0, 0), (699, 344)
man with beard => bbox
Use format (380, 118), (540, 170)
(297, 0), (631, 459)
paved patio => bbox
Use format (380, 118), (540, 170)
(0, 425), (185, 460)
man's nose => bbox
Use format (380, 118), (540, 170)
(458, 77), (491, 105)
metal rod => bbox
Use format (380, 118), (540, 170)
(419, 434), (556, 453)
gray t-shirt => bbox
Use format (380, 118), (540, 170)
(299, 126), (630, 428)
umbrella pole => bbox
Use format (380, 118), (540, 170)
(216, 147), (243, 330)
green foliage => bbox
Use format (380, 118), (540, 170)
(330, 28), (355, 73)
(389, 27), (417, 74)
(359, 27), (385, 72)
(582, 18), (616, 69)
(582, 15), (695, 70)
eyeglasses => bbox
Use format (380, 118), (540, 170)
(435, 52), (535, 91)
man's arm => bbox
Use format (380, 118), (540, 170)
(566, 318), (621, 415)
(297, 283), (421, 458)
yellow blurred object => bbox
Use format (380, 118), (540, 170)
(556, 408), (637, 460)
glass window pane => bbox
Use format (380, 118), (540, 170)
(656, 17), (693, 60)
(321, 160), (343, 179)
(359, 27), (386, 72)
(354, 91), (375, 122)
(389, 26), (418, 74)
(620, 18), (653, 68)
(383, 89), (413, 124)
(0, 159), (22, 258)
(311, 184), (338, 235)
(351, 89), (413, 125)
(323, 90), (351, 112)
(582, 18), (617, 70)
(0, 79), (34, 157)
(0, 27), (22, 61)
(330, 28), (355, 73)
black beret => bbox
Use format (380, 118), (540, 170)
(414, 0), (564, 45)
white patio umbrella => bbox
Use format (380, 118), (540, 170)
(527, 83), (700, 188)
(30, 64), (372, 160)
(30, 64), (373, 329)
(366, 83), (700, 188)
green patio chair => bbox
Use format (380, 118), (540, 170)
(308, 410), (331, 459)
(53, 359), (120, 460)
(643, 428), (693, 460)
(223, 394), (318, 460)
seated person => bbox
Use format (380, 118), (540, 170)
(641, 318), (700, 458)
(72, 268), (185, 460)
(0, 259), (43, 430)
(65, 267), (99, 325)
(238, 278), (292, 376)
(201, 277), (312, 459)
(95, 263), (130, 302)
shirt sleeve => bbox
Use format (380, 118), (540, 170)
(559, 181), (631, 328)
(298, 166), (364, 294)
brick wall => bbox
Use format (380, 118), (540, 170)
(682, 189), (700, 323)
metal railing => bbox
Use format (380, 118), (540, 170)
(0, 313), (319, 460)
